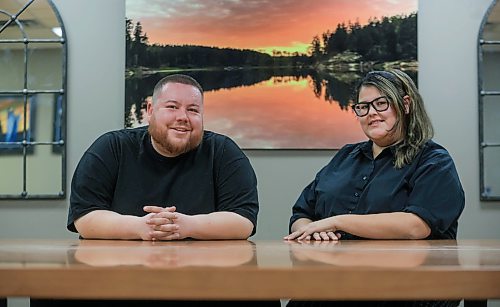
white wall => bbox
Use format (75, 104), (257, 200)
(1, 0), (500, 305)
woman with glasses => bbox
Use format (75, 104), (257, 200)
(284, 69), (464, 307)
(285, 69), (464, 242)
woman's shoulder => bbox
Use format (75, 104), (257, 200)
(422, 140), (451, 156)
(418, 140), (456, 165)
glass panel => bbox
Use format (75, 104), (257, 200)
(0, 43), (25, 91)
(0, 154), (23, 195)
(481, 48), (500, 92)
(0, 18), (24, 40)
(482, 1), (500, 41)
(27, 44), (63, 90)
(0, 0), (27, 40)
(26, 144), (62, 195)
(483, 146), (500, 198)
(0, 0), (61, 41)
(0, 0), (25, 14)
(483, 95), (500, 143)
(0, 94), (32, 145)
(17, 0), (62, 40)
(28, 93), (57, 143)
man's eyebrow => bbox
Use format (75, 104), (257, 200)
(158, 99), (179, 104)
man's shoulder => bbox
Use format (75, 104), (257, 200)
(202, 130), (239, 148)
(200, 130), (247, 159)
(89, 127), (147, 152)
(96, 127), (147, 143)
(203, 130), (229, 141)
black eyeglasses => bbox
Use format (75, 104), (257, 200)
(351, 96), (390, 117)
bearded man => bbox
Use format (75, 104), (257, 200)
(68, 74), (258, 241)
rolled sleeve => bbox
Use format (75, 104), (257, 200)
(290, 179), (319, 233)
(404, 149), (465, 239)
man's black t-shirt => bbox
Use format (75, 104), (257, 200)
(68, 127), (259, 235)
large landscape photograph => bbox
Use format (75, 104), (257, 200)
(125, 0), (418, 149)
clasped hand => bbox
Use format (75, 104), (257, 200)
(142, 205), (187, 241)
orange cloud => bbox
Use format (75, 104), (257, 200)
(127, 0), (417, 53)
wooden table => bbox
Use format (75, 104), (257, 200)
(0, 239), (499, 304)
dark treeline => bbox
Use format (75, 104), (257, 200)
(126, 20), (309, 69)
(312, 13), (417, 62)
(126, 13), (416, 71)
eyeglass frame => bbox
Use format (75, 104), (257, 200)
(351, 95), (391, 117)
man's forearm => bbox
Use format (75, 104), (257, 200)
(185, 212), (254, 240)
(74, 210), (145, 240)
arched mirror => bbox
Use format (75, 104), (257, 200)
(0, 0), (66, 199)
(479, 0), (500, 201)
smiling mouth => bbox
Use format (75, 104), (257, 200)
(171, 127), (191, 132)
(369, 119), (383, 126)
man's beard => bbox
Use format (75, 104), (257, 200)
(148, 123), (203, 157)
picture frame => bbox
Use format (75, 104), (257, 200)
(125, 1), (418, 149)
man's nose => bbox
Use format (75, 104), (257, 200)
(176, 109), (188, 121)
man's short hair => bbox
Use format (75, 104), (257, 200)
(152, 74), (204, 104)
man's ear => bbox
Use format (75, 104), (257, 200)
(403, 95), (411, 114)
(146, 98), (154, 117)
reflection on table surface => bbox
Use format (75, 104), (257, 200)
(74, 239), (255, 267)
(0, 239), (256, 268)
(0, 239), (499, 269)
(286, 239), (432, 267)
(1, 239), (500, 300)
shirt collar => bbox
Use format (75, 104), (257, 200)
(349, 141), (372, 158)
(349, 140), (398, 159)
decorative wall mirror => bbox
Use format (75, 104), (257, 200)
(479, 0), (500, 200)
(0, 0), (66, 199)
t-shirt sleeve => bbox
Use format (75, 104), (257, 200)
(403, 146), (465, 238)
(214, 138), (259, 235)
(67, 133), (119, 233)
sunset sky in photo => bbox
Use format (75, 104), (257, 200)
(127, 0), (417, 55)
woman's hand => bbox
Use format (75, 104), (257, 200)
(284, 217), (341, 241)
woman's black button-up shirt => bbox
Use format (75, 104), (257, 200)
(290, 140), (465, 240)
